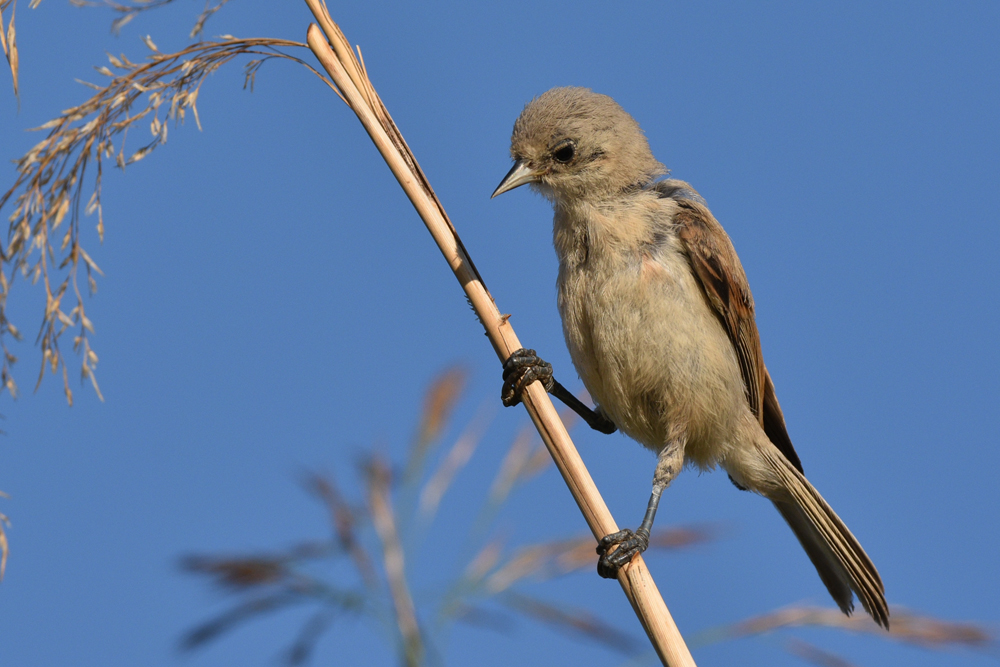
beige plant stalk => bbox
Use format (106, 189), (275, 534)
(300, 2), (695, 665)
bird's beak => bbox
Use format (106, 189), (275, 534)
(491, 160), (542, 198)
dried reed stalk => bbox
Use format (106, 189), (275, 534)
(368, 458), (423, 667)
(301, 3), (695, 664)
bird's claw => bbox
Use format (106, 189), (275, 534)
(501, 348), (555, 407)
(596, 528), (649, 579)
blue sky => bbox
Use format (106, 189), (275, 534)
(1, 1), (998, 666)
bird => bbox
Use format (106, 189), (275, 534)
(491, 86), (888, 628)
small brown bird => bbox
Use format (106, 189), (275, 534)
(493, 87), (888, 627)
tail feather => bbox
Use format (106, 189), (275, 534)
(759, 444), (889, 628)
(772, 501), (853, 611)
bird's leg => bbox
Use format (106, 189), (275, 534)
(597, 438), (683, 578)
(501, 348), (616, 434)
(550, 382), (617, 434)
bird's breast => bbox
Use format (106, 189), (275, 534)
(556, 237), (746, 464)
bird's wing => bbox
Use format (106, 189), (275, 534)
(671, 197), (804, 473)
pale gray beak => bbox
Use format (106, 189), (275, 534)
(491, 160), (542, 198)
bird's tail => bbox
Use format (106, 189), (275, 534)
(758, 443), (889, 628)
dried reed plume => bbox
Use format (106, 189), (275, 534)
(0, 36), (331, 403)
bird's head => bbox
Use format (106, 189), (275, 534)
(492, 87), (666, 205)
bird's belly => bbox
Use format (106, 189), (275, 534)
(559, 251), (747, 468)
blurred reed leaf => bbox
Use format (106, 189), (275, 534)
(485, 400), (582, 511)
(181, 592), (302, 650)
(181, 545), (365, 656)
(483, 527), (716, 596)
(693, 604), (995, 653)
(367, 456), (422, 667)
(785, 638), (859, 667)
(0, 489), (9, 580)
(285, 608), (336, 666)
(418, 399), (493, 521)
(303, 473), (377, 588)
(498, 590), (642, 654)
(405, 366), (466, 481)
(182, 554), (289, 589)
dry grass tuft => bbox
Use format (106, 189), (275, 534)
(0, 36), (332, 404)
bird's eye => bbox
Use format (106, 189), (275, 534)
(553, 142), (575, 163)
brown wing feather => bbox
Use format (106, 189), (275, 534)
(763, 368), (803, 473)
(672, 198), (803, 473)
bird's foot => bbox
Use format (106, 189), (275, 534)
(596, 528), (649, 579)
(501, 348), (554, 407)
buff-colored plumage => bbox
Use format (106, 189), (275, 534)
(495, 87), (888, 627)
